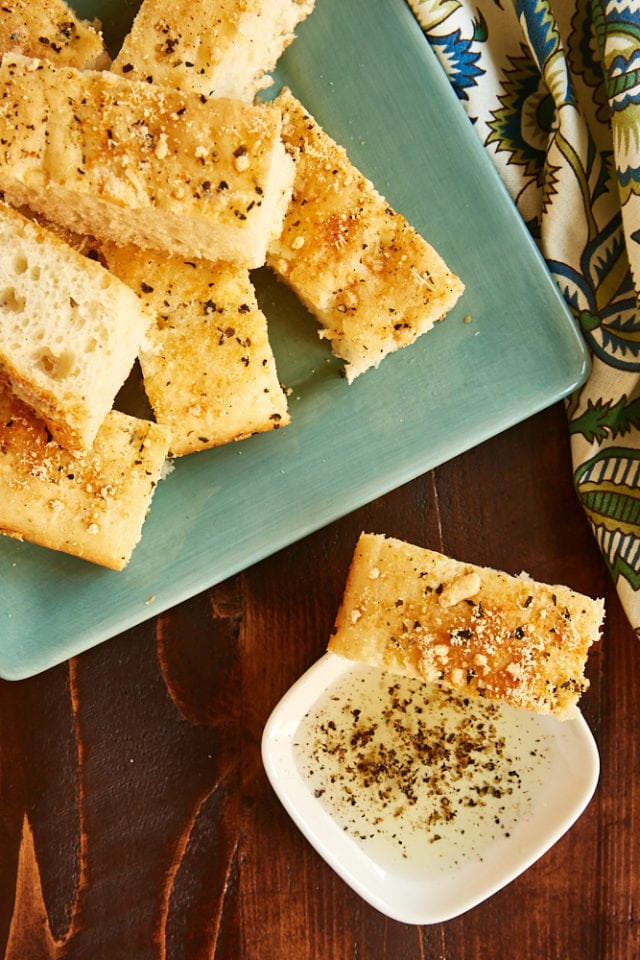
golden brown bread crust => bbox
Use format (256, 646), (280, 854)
(328, 533), (604, 718)
(0, 55), (294, 267)
(99, 242), (290, 456)
(267, 89), (465, 382)
(0, 383), (171, 570)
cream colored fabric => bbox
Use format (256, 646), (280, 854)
(408, 0), (640, 633)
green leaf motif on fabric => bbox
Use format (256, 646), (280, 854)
(616, 132), (640, 207)
(570, 395), (640, 444)
(612, 99), (640, 160)
(601, 9), (640, 208)
(609, 67), (640, 102)
(575, 447), (640, 589)
(580, 479), (640, 538)
(579, 309), (601, 332)
(472, 9), (488, 43)
(541, 158), (561, 215)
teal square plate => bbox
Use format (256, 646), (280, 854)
(0, 0), (589, 679)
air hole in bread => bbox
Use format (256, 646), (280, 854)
(35, 348), (75, 380)
(0, 287), (26, 313)
(13, 255), (28, 275)
(30, 265), (41, 282)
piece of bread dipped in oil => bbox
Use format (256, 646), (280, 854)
(328, 533), (604, 718)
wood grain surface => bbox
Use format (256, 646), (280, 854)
(0, 401), (638, 960)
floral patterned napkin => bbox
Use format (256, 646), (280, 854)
(407, 0), (640, 632)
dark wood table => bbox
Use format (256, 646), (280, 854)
(0, 399), (637, 960)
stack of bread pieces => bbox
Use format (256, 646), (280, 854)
(0, 0), (464, 570)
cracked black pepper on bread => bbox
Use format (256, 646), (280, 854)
(267, 89), (465, 382)
(0, 0), (109, 69)
(328, 533), (604, 718)
(0, 382), (171, 570)
(99, 242), (291, 456)
(111, 0), (315, 102)
(0, 54), (295, 268)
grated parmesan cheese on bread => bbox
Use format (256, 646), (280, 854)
(267, 89), (465, 382)
(328, 533), (604, 719)
(0, 202), (152, 453)
(99, 241), (291, 456)
(0, 382), (171, 570)
(0, 0), (109, 69)
(0, 54), (295, 268)
(112, 0), (315, 102)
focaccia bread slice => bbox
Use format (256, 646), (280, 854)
(112, 0), (315, 101)
(0, 0), (109, 69)
(0, 55), (294, 268)
(0, 202), (151, 453)
(100, 242), (290, 456)
(328, 533), (604, 718)
(0, 383), (171, 570)
(267, 89), (465, 382)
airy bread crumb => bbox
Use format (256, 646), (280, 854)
(0, 202), (152, 453)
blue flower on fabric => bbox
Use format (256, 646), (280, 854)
(427, 28), (482, 101)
